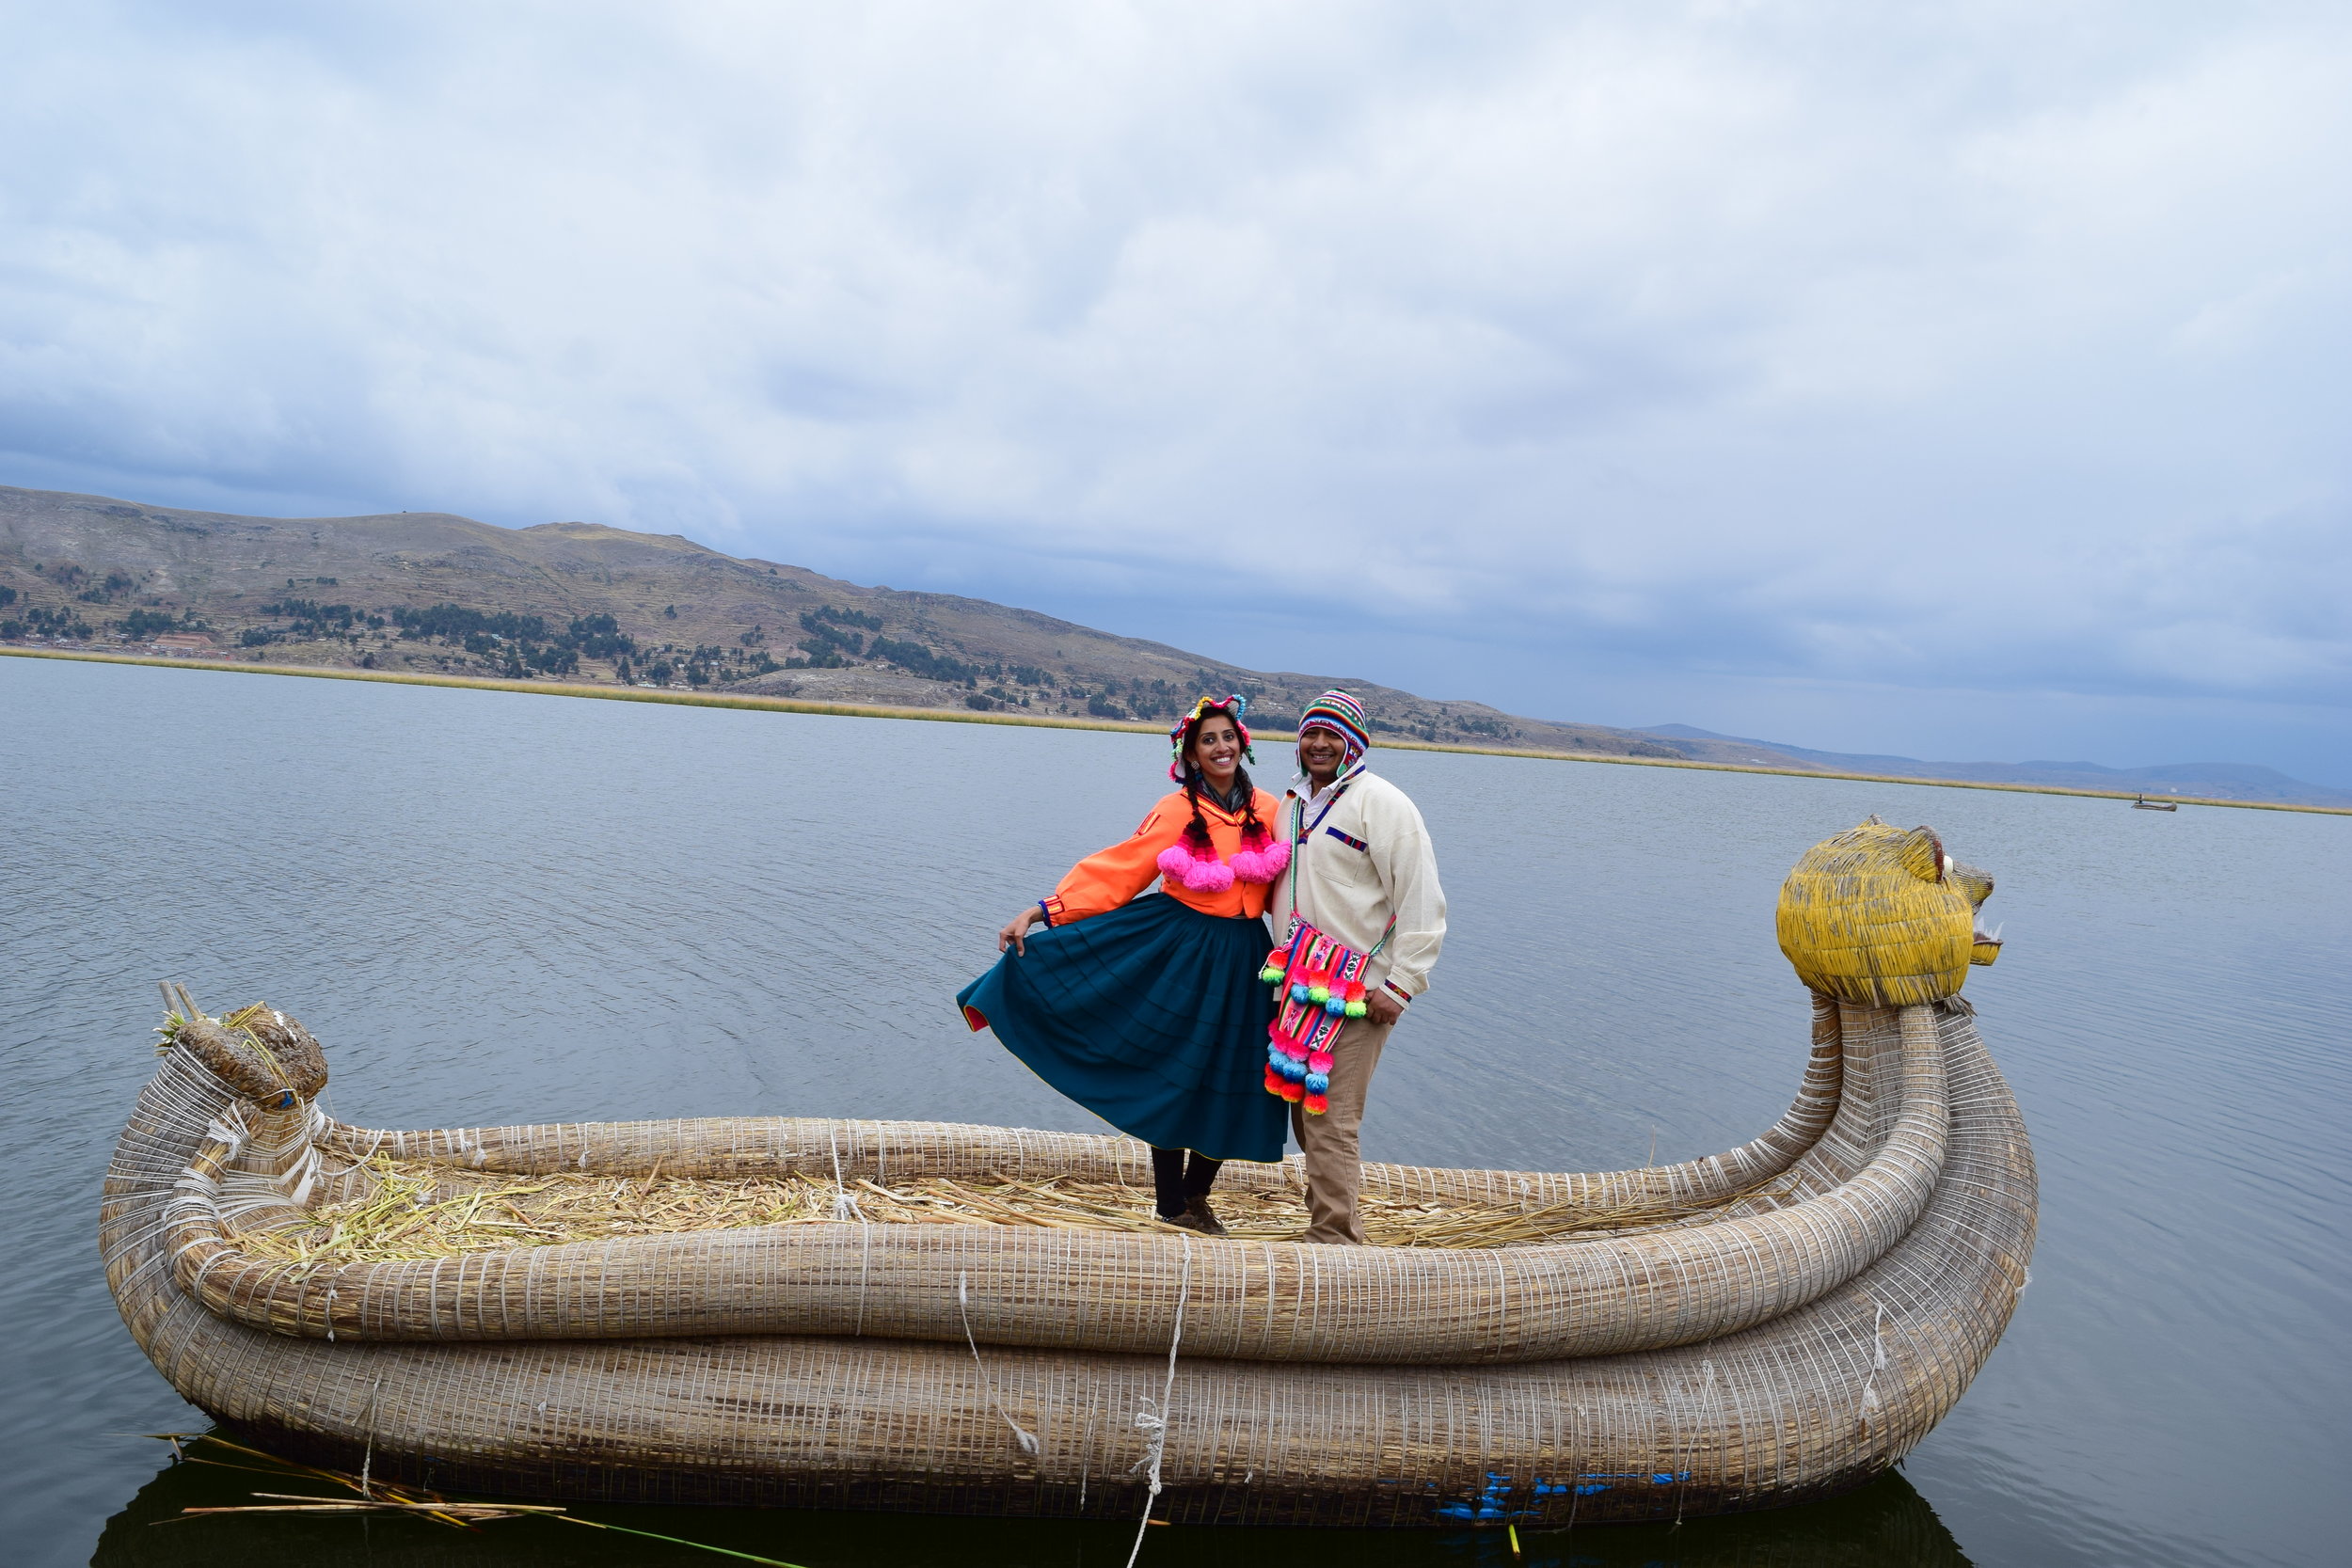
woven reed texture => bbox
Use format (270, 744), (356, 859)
(102, 996), (2033, 1526)
(153, 992), (1931, 1364)
(1776, 820), (1986, 1006)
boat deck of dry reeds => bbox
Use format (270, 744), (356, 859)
(230, 1153), (1791, 1264)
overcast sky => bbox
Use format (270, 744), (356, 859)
(4, 2), (2347, 781)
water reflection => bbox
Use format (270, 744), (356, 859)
(91, 1433), (1968, 1568)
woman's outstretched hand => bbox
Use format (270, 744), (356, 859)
(997, 907), (1041, 955)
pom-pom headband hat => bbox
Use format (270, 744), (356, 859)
(1167, 694), (1254, 782)
(1296, 689), (1370, 769)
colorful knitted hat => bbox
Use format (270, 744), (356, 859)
(1168, 694), (1254, 782)
(1296, 689), (1370, 768)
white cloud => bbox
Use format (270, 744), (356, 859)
(1, 0), (2346, 774)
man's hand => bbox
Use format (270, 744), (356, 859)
(997, 908), (1041, 955)
(1364, 989), (1406, 1026)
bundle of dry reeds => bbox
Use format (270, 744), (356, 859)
(231, 1152), (1789, 1265)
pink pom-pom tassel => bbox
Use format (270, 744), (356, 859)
(1156, 845), (1193, 879)
(1184, 860), (1235, 892)
(1259, 840), (1291, 875)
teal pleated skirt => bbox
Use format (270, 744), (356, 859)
(958, 893), (1288, 1164)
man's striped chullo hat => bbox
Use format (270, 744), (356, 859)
(1296, 689), (1370, 769)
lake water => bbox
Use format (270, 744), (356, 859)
(3, 655), (2344, 1568)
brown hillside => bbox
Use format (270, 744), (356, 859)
(0, 484), (1680, 755)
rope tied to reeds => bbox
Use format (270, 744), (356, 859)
(825, 1129), (859, 1221)
(1856, 1300), (1889, 1434)
(1671, 1357), (1719, 1528)
(1124, 1237), (1193, 1568)
(830, 1128), (873, 1335)
(957, 1273), (1039, 1458)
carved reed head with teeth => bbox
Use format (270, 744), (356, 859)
(1775, 816), (2001, 1007)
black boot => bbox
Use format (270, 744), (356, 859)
(1149, 1147), (1189, 1221)
(1182, 1154), (1228, 1236)
(1151, 1148), (1228, 1235)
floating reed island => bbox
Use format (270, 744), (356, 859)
(102, 816), (2034, 1528)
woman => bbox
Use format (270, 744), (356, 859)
(958, 697), (1290, 1235)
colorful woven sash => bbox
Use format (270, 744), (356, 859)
(1258, 917), (1372, 1116)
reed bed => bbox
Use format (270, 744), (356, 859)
(232, 1153), (1785, 1264)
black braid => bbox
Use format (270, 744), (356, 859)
(1233, 763), (1270, 845)
(1181, 766), (1214, 852)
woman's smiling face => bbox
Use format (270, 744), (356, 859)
(1191, 713), (1242, 786)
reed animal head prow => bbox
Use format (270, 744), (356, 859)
(1776, 817), (2002, 1006)
(157, 981), (327, 1108)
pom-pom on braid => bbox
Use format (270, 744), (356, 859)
(1228, 838), (1290, 885)
(1155, 843), (1236, 892)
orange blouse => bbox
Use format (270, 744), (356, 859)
(1040, 787), (1284, 925)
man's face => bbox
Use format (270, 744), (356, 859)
(1297, 726), (1347, 780)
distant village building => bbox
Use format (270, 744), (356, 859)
(151, 633), (215, 655)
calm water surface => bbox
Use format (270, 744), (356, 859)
(3, 657), (2344, 1567)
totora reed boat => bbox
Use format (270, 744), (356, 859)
(101, 818), (2033, 1528)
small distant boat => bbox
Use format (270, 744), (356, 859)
(101, 819), (2033, 1528)
(2133, 795), (2180, 812)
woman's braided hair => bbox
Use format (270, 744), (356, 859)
(1179, 704), (1270, 854)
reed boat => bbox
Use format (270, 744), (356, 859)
(101, 818), (2034, 1528)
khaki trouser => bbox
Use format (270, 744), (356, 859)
(1289, 1014), (1392, 1243)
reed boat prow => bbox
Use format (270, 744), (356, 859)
(102, 821), (2035, 1527)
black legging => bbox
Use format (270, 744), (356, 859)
(1149, 1147), (1223, 1219)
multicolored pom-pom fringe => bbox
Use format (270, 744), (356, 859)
(1261, 918), (1374, 1117)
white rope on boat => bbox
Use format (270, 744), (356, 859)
(1078, 1409), (1096, 1512)
(1673, 1357), (1717, 1527)
(1124, 1235), (1193, 1568)
(957, 1272), (1039, 1457)
(830, 1128), (873, 1334)
(1857, 1301), (1889, 1433)
(826, 1128), (862, 1220)
(358, 1370), (384, 1498)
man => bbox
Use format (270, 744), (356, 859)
(1268, 689), (1446, 1243)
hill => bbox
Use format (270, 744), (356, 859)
(6, 483), (2342, 809)
(0, 484), (1676, 755)
(1638, 726), (2352, 809)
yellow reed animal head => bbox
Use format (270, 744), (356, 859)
(1776, 817), (2000, 1006)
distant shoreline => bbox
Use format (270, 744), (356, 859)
(9, 644), (2346, 816)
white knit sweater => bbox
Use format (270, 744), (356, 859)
(1267, 766), (1448, 1004)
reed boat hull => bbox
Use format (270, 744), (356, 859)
(101, 996), (2033, 1527)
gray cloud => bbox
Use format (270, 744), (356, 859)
(2, 1), (2347, 777)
